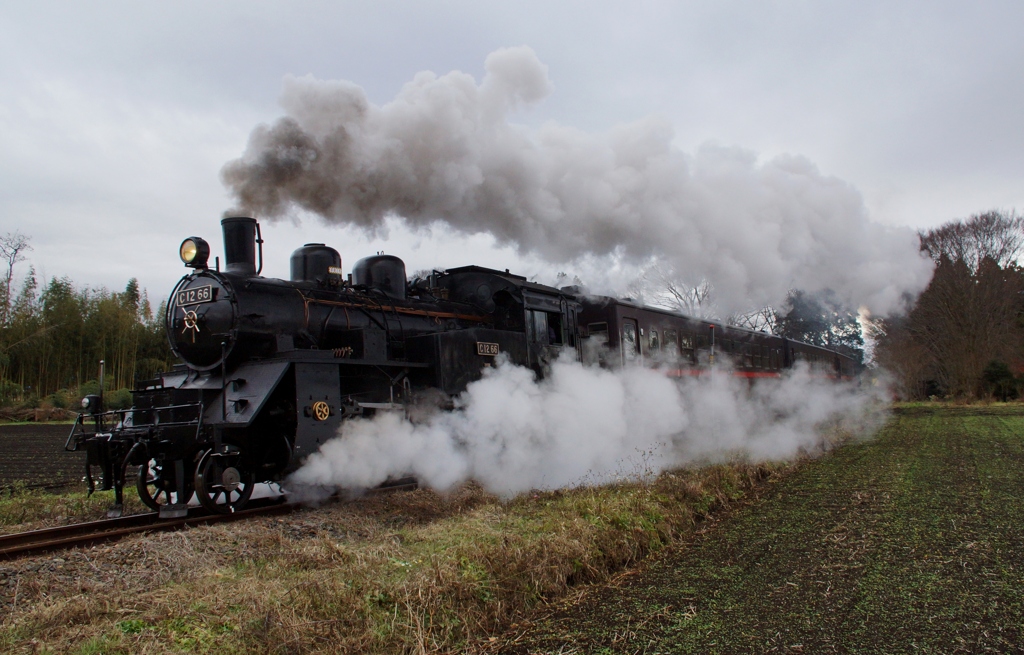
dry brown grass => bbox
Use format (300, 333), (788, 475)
(0, 463), (787, 654)
(0, 485), (148, 534)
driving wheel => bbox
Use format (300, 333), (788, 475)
(194, 447), (255, 514)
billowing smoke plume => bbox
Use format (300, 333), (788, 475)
(290, 356), (888, 496)
(223, 46), (932, 315)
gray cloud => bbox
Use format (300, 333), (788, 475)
(0, 1), (1021, 299)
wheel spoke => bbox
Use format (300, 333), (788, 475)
(193, 449), (255, 514)
(137, 459), (194, 511)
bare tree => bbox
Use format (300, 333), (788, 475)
(0, 232), (31, 327)
(634, 262), (718, 318)
(919, 209), (1024, 271)
(871, 314), (934, 399)
(729, 305), (780, 333)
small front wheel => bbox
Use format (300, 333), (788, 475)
(193, 447), (255, 514)
(137, 459), (194, 511)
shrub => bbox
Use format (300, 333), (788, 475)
(981, 360), (1018, 401)
(105, 388), (134, 410)
(0, 378), (22, 405)
(46, 389), (73, 409)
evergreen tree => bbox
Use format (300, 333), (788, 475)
(777, 289), (864, 365)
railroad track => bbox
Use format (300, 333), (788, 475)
(0, 477), (418, 561)
(0, 498), (297, 561)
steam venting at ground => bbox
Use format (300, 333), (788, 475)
(223, 46), (932, 315)
(290, 356), (889, 496)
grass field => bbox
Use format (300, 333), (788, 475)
(0, 458), (780, 654)
(493, 405), (1024, 654)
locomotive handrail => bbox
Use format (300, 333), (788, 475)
(65, 414), (92, 451)
(128, 401), (205, 429)
(65, 402), (205, 452)
(297, 292), (488, 323)
(272, 349), (433, 366)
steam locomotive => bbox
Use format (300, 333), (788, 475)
(68, 216), (857, 518)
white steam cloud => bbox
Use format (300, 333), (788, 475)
(223, 46), (932, 315)
(289, 356), (888, 496)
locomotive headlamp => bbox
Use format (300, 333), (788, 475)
(180, 237), (210, 268)
(81, 394), (102, 414)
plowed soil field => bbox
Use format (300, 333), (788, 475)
(0, 423), (84, 492)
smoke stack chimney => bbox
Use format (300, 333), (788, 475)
(221, 215), (258, 276)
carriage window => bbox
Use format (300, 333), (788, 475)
(681, 332), (695, 361)
(622, 322), (639, 361)
(583, 322), (609, 366)
(664, 329), (679, 357)
(650, 329), (659, 351)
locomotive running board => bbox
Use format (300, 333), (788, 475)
(357, 402), (404, 410)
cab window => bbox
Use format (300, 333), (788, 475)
(526, 310), (564, 346)
(527, 310), (548, 344)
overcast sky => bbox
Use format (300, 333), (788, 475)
(1, 1), (1021, 304)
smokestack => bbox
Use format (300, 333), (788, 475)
(221, 215), (258, 276)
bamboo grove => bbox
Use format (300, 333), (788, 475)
(0, 262), (172, 408)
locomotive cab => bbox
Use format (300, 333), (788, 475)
(433, 266), (581, 376)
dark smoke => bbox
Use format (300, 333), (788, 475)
(223, 46), (932, 314)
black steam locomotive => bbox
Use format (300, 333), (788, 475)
(68, 216), (857, 517)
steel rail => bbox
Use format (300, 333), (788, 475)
(0, 499), (295, 561)
(0, 478), (417, 561)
